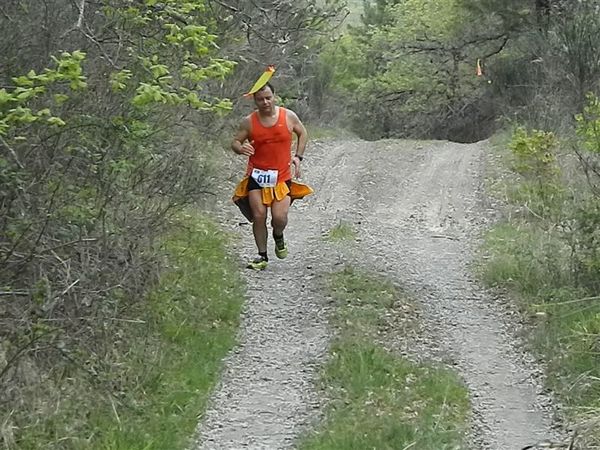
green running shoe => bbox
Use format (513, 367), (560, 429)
(247, 256), (268, 270)
(274, 236), (288, 259)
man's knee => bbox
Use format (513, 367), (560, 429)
(253, 208), (268, 223)
(271, 212), (288, 229)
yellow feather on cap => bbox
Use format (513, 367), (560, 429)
(244, 65), (275, 97)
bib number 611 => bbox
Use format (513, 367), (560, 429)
(251, 168), (278, 188)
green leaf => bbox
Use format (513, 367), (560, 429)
(54, 94), (70, 105)
(12, 76), (34, 87)
(0, 119), (9, 136)
(0, 89), (13, 106)
(47, 116), (66, 126)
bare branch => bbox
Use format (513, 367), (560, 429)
(0, 6), (13, 21)
(460, 33), (508, 50)
(0, 290), (29, 296)
(208, 0), (343, 45)
(209, 0), (242, 15)
(76, 0), (86, 28)
(574, 146), (600, 196)
(0, 330), (58, 382)
(77, 25), (118, 68)
(61, 0), (87, 38)
(480, 35), (510, 59)
(0, 136), (24, 169)
(59, 278), (80, 297)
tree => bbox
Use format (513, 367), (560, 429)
(316, 0), (509, 140)
(1, 0), (236, 444)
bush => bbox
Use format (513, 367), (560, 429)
(0, 1), (234, 446)
(507, 127), (563, 217)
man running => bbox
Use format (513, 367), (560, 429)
(231, 82), (313, 270)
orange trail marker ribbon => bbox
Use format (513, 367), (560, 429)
(476, 58), (483, 77)
(244, 65), (276, 97)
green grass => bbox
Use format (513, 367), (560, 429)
(481, 222), (600, 406)
(480, 222), (572, 295)
(481, 220), (600, 447)
(481, 133), (600, 445)
(300, 267), (470, 450)
(91, 214), (244, 449)
(325, 221), (357, 242)
(15, 213), (245, 449)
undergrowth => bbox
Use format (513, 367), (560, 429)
(481, 119), (600, 447)
(9, 214), (244, 449)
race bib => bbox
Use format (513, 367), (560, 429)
(251, 168), (278, 188)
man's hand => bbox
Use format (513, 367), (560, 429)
(238, 140), (255, 157)
(231, 117), (252, 156)
(292, 155), (302, 179)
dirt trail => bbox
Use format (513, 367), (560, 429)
(194, 139), (557, 449)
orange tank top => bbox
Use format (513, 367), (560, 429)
(247, 107), (292, 182)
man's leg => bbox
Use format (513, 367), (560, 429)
(249, 189), (268, 254)
(247, 190), (269, 269)
(271, 195), (291, 259)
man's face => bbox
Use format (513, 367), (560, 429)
(254, 86), (274, 113)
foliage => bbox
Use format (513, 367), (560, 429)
(201, 0), (347, 121)
(508, 127), (562, 215)
(458, 0), (539, 33)
(571, 94), (600, 292)
(0, 51), (87, 136)
(360, 0), (403, 27)
(576, 94), (600, 155)
(0, 0), (348, 447)
(575, 93), (600, 197)
(13, 214), (244, 449)
(315, 0), (600, 140)
(509, 128), (558, 178)
(0, 0), (237, 447)
(552, 1), (600, 107)
(464, 0), (600, 131)
(482, 127), (600, 445)
(314, 0), (506, 141)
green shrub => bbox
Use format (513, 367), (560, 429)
(508, 127), (563, 216)
(9, 214), (245, 449)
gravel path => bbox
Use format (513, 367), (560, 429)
(193, 138), (558, 449)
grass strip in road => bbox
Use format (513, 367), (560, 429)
(325, 221), (357, 242)
(300, 267), (470, 450)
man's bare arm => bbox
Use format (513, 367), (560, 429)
(288, 110), (307, 178)
(231, 117), (253, 156)
(289, 110), (307, 158)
